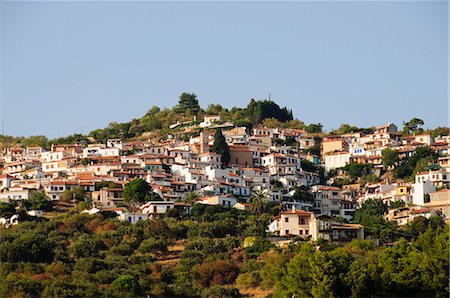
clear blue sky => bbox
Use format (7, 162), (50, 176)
(1, 1), (448, 138)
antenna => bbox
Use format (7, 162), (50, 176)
(268, 92), (271, 101)
(1, 121), (3, 135)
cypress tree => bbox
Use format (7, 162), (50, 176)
(212, 129), (230, 166)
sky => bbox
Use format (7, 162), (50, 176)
(0, 1), (448, 138)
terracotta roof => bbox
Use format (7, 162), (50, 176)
(410, 208), (432, 214)
(0, 174), (17, 179)
(281, 210), (312, 216)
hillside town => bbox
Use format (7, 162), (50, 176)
(1, 114), (449, 245)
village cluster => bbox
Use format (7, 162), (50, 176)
(1, 116), (449, 244)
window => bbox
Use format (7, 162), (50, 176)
(300, 230), (303, 235)
(285, 217), (289, 223)
(300, 218), (305, 224)
(285, 230), (289, 235)
(305, 230), (309, 235)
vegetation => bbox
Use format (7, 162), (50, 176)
(403, 117), (424, 135)
(0, 194), (447, 297)
(211, 129), (230, 166)
(1, 96), (301, 147)
(122, 178), (152, 204)
(382, 148), (400, 168)
(393, 146), (438, 180)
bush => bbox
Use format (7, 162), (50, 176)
(111, 275), (141, 297)
(137, 238), (168, 256)
(70, 234), (106, 258)
(236, 271), (262, 288)
(196, 260), (239, 287)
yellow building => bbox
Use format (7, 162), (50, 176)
(321, 138), (347, 155)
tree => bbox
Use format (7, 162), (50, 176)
(175, 92), (200, 115)
(389, 200), (405, 209)
(196, 260), (239, 287)
(353, 199), (388, 224)
(211, 129), (230, 166)
(250, 190), (269, 215)
(343, 162), (373, 180)
(27, 191), (53, 211)
(0, 202), (16, 218)
(262, 118), (285, 129)
(122, 178), (152, 204)
(305, 123), (323, 133)
(60, 187), (86, 202)
(427, 126), (449, 138)
(245, 99), (293, 124)
(111, 275), (141, 297)
(332, 124), (360, 135)
(402, 117), (424, 135)
(393, 146), (437, 180)
(70, 234), (106, 258)
(184, 192), (200, 204)
(291, 185), (314, 204)
(382, 148), (400, 168)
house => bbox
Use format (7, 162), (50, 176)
(4, 161), (34, 175)
(0, 174), (18, 190)
(83, 144), (120, 158)
(385, 207), (440, 226)
(268, 209), (314, 237)
(42, 159), (72, 174)
(0, 186), (31, 201)
(200, 115), (221, 128)
(107, 139), (123, 150)
(375, 123), (398, 134)
(425, 189), (450, 221)
(45, 180), (80, 200)
(143, 161), (163, 172)
(411, 180), (436, 206)
(141, 201), (174, 218)
(311, 185), (342, 217)
(310, 215), (364, 244)
(321, 138), (347, 155)
(92, 187), (124, 208)
(438, 156), (450, 168)
(252, 127), (273, 138)
(199, 152), (222, 165)
(229, 145), (253, 167)
(26, 146), (45, 160)
(143, 145), (166, 156)
(223, 127), (247, 145)
(261, 153), (301, 176)
(323, 151), (351, 172)
(233, 202), (251, 211)
(27, 210), (44, 217)
(197, 194), (238, 208)
(118, 212), (149, 224)
(298, 136), (315, 150)
(415, 170), (450, 188)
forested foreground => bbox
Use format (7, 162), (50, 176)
(0, 206), (448, 297)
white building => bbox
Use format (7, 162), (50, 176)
(411, 180), (436, 206)
(323, 152), (351, 172)
(118, 212), (149, 224)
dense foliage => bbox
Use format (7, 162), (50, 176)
(122, 178), (152, 204)
(0, 204), (447, 297)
